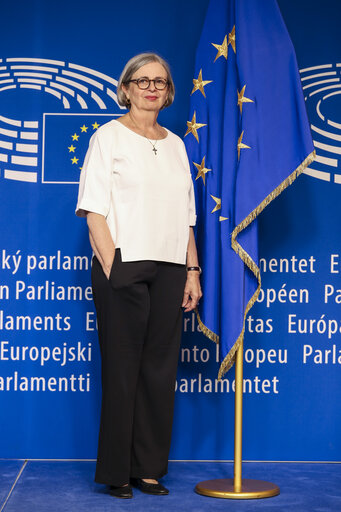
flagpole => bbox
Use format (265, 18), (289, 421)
(234, 264), (245, 492)
(195, 338), (280, 499)
(233, 336), (243, 493)
(195, 269), (280, 500)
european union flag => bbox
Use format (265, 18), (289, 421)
(43, 114), (116, 184)
(184, 0), (315, 378)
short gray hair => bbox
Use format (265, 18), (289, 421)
(117, 53), (175, 110)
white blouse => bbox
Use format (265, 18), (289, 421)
(76, 119), (196, 264)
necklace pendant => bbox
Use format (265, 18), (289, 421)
(152, 147), (157, 155)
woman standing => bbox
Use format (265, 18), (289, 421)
(76, 53), (201, 499)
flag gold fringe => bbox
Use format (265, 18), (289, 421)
(195, 150), (316, 379)
(195, 309), (220, 343)
(218, 150), (316, 378)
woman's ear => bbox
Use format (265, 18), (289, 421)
(121, 83), (130, 102)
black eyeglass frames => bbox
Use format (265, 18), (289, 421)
(125, 77), (169, 90)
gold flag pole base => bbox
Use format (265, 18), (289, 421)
(195, 336), (280, 501)
(195, 478), (280, 499)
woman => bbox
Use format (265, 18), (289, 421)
(76, 53), (202, 499)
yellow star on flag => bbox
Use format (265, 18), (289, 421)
(210, 195), (221, 213)
(237, 85), (254, 114)
(219, 216), (229, 222)
(193, 156), (212, 185)
(237, 131), (251, 160)
(80, 125), (88, 133)
(191, 69), (213, 98)
(71, 157), (79, 164)
(212, 35), (228, 62)
(184, 111), (207, 142)
(71, 133), (79, 141)
(92, 122), (100, 130)
(68, 145), (76, 153)
(228, 25), (236, 53)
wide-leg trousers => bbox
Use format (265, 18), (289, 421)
(91, 249), (186, 486)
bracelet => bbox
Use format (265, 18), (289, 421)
(187, 266), (202, 274)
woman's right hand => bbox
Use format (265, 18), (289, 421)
(104, 254), (115, 280)
(87, 212), (116, 279)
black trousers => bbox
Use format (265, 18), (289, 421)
(91, 249), (186, 486)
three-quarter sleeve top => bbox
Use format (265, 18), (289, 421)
(76, 119), (196, 264)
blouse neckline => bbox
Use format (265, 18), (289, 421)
(113, 118), (169, 141)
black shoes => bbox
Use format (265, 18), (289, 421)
(109, 484), (133, 499)
(109, 479), (169, 498)
(131, 478), (169, 495)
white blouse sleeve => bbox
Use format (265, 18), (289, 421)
(180, 139), (197, 227)
(189, 178), (197, 227)
(75, 129), (113, 218)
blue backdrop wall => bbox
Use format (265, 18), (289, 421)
(0, 0), (340, 461)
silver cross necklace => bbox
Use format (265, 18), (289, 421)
(128, 113), (159, 155)
(146, 138), (158, 155)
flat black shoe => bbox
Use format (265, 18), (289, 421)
(131, 478), (169, 495)
(109, 484), (133, 499)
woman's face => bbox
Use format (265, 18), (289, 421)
(123, 61), (169, 113)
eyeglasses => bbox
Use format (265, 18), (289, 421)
(125, 77), (169, 90)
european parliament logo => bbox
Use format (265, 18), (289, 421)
(0, 57), (124, 184)
(301, 63), (341, 185)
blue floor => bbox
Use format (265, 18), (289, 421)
(1, 460), (340, 512)
(0, 460), (23, 509)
